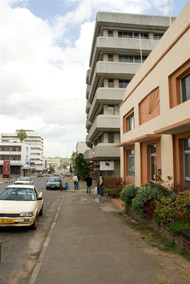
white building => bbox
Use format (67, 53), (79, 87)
(84, 12), (173, 177)
(76, 142), (89, 155)
(1, 130), (44, 172)
(0, 142), (31, 176)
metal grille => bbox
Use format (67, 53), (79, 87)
(0, 213), (20, 217)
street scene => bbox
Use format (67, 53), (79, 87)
(0, 0), (190, 284)
(0, 176), (190, 284)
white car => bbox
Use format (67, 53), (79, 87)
(0, 184), (43, 230)
(14, 176), (33, 185)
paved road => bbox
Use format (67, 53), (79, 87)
(0, 177), (67, 284)
(1, 178), (190, 284)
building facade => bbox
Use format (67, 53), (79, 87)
(120, 2), (190, 189)
(0, 142), (31, 176)
(76, 142), (89, 155)
(84, 11), (172, 177)
(1, 130), (44, 172)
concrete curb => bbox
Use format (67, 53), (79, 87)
(28, 197), (64, 284)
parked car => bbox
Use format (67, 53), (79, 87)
(46, 177), (62, 190)
(14, 177), (33, 185)
(0, 184), (43, 230)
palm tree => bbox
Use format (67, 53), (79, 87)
(17, 129), (27, 142)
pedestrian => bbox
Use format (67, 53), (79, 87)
(60, 182), (69, 191)
(64, 182), (69, 191)
(85, 174), (92, 194)
(73, 174), (78, 190)
(98, 174), (104, 196)
(77, 174), (81, 189)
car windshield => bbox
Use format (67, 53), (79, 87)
(48, 178), (60, 182)
(17, 177), (31, 181)
(0, 187), (35, 201)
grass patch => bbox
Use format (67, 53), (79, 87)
(123, 214), (190, 261)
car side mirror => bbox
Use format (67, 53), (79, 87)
(37, 197), (43, 200)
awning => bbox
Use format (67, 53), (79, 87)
(128, 134), (161, 143)
(155, 119), (190, 135)
(115, 142), (134, 147)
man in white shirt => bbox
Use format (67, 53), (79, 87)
(73, 174), (79, 190)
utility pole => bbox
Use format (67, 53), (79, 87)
(168, 0), (171, 26)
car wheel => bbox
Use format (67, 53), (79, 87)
(39, 206), (43, 216)
(46, 187), (49, 190)
(30, 216), (38, 230)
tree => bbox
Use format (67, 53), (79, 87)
(73, 153), (90, 180)
(49, 164), (55, 174)
(17, 129), (27, 142)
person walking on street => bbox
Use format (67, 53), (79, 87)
(85, 174), (92, 194)
(77, 174), (81, 189)
(98, 174), (104, 196)
(73, 174), (78, 190)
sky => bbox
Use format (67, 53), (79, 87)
(0, 0), (189, 158)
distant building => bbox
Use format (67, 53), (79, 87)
(84, 11), (172, 177)
(44, 158), (61, 171)
(0, 142), (31, 176)
(76, 142), (89, 155)
(1, 130), (44, 172)
(119, 2), (190, 189)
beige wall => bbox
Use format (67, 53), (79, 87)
(120, 2), (190, 186)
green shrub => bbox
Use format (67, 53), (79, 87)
(132, 183), (167, 216)
(168, 220), (190, 236)
(121, 185), (138, 212)
(104, 187), (122, 198)
(154, 191), (190, 227)
(154, 196), (174, 225)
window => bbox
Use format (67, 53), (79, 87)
(123, 109), (134, 133)
(108, 133), (114, 143)
(119, 55), (147, 63)
(184, 138), (190, 189)
(108, 79), (114, 88)
(128, 149), (135, 177)
(108, 54), (114, 62)
(150, 144), (157, 182)
(169, 60), (190, 108)
(181, 73), (190, 103)
(108, 30), (113, 37)
(119, 80), (129, 88)
(128, 114), (134, 131)
(154, 33), (163, 40)
(118, 31), (132, 38)
(118, 31), (148, 39)
(108, 106), (115, 115)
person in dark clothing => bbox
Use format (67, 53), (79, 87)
(85, 174), (92, 194)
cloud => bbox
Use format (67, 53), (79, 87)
(0, 0), (185, 157)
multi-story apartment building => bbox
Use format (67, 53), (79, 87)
(76, 142), (89, 155)
(84, 12), (173, 177)
(1, 130), (44, 172)
(120, 2), (190, 189)
(0, 142), (30, 176)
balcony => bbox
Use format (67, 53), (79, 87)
(85, 101), (91, 114)
(88, 87), (124, 122)
(90, 37), (159, 71)
(88, 115), (120, 140)
(0, 151), (21, 155)
(86, 85), (90, 99)
(84, 143), (120, 160)
(89, 61), (140, 103)
(0, 160), (23, 165)
(86, 118), (92, 130)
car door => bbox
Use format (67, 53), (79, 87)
(34, 187), (43, 214)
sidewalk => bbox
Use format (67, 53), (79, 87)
(28, 181), (190, 284)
